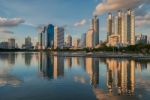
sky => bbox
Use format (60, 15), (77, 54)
(0, 0), (149, 47)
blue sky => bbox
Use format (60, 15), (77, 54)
(0, 0), (149, 46)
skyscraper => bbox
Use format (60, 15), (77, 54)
(46, 24), (54, 48)
(38, 32), (43, 49)
(107, 13), (113, 36)
(42, 26), (47, 49)
(117, 10), (123, 43)
(86, 27), (95, 48)
(92, 16), (99, 46)
(79, 33), (86, 48)
(24, 36), (32, 49)
(107, 9), (135, 46)
(73, 38), (80, 48)
(65, 34), (72, 47)
(38, 24), (54, 49)
(8, 38), (15, 49)
(54, 26), (64, 49)
(127, 9), (135, 45)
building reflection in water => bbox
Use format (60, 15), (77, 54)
(65, 57), (72, 68)
(53, 56), (64, 79)
(106, 59), (135, 95)
(85, 57), (99, 87)
(38, 52), (64, 80)
(0, 53), (16, 65)
(24, 53), (33, 66)
(37, 53), (150, 98)
(39, 52), (54, 79)
(73, 57), (80, 66)
(0, 53), (21, 87)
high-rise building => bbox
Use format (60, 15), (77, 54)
(8, 38), (15, 49)
(23, 36), (32, 49)
(92, 16), (99, 46)
(86, 27), (95, 48)
(135, 34), (147, 44)
(54, 26), (64, 49)
(79, 33), (86, 48)
(117, 10), (123, 42)
(107, 9), (135, 46)
(127, 9), (135, 45)
(65, 34), (72, 47)
(38, 24), (54, 49)
(0, 42), (8, 49)
(73, 38), (80, 48)
(107, 13), (113, 38)
(46, 24), (54, 48)
(38, 32), (43, 49)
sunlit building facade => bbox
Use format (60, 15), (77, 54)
(54, 26), (64, 49)
(73, 38), (80, 48)
(107, 13), (113, 38)
(127, 9), (135, 45)
(65, 34), (72, 47)
(86, 28), (95, 48)
(92, 16), (99, 46)
(107, 9), (135, 46)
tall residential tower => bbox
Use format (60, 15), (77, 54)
(92, 16), (99, 46)
(54, 26), (64, 49)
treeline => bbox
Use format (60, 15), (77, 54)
(88, 44), (150, 53)
(0, 48), (39, 52)
(0, 44), (150, 54)
(53, 44), (150, 54)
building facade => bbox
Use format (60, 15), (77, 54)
(79, 33), (86, 48)
(107, 9), (135, 47)
(23, 36), (33, 49)
(54, 26), (64, 49)
(92, 16), (99, 46)
(46, 24), (54, 48)
(135, 34), (147, 44)
(73, 38), (80, 48)
(127, 9), (135, 45)
(8, 38), (15, 49)
(86, 28), (95, 48)
(65, 34), (72, 48)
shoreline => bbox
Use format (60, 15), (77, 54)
(51, 52), (150, 60)
(0, 51), (150, 59)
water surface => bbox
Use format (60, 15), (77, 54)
(0, 52), (150, 100)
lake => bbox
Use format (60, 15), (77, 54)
(0, 52), (150, 100)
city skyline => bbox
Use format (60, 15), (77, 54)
(0, 0), (149, 47)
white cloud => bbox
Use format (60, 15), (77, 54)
(93, 0), (150, 15)
(0, 28), (14, 34)
(74, 19), (87, 27)
(136, 12), (150, 27)
(0, 17), (25, 27)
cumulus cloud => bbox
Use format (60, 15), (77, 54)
(136, 12), (150, 27)
(0, 17), (25, 27)
(93, 0), (150, 15)
(74, 19), (87, 27)
(0, 28), (14, 34)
